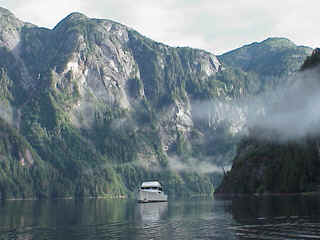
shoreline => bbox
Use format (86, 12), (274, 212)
(2, 195), (127, 202)
(214, 191), (320, 199)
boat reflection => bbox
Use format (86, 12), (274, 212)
(136, 202), (168, 222)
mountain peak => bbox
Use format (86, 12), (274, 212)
(263, 37), (291, 42)
(261, 37), (295, 48)
(218, 37), (312, 78)
(0, 7), (26, 30)
(53, 12), (88, 30)
(65, 12), (88, 21)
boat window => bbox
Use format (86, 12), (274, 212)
(141, 187), (161, 190)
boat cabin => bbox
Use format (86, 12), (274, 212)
(140, 181), (163, 191)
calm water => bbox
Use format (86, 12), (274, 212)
(0, 195), (320, 240)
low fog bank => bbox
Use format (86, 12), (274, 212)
(191, 68), (320, 142)
(167, 155), (227, 174)
(0, 104), (12, 123)
(252, 68), (320, 141)
(0, 102), (21, 128)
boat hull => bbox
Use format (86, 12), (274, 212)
(137, 190), (168, 203)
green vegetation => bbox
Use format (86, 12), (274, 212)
(301, 48), (320, 70)
(216, 137), (320, 194)
(218, 38), (312, 90)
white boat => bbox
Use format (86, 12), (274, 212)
(137, 181), (168, 203)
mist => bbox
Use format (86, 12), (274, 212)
(252, 68), (320, 141)
(0, 104), (12, 123)
(167, 155), (226, 174)
(0, 102), (22, 128)
(191, 67), (320, 142)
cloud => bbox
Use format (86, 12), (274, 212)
(190, 67), (320, 142)
(168, 155), (225, 174)
(251, 69), (320, 141)
(2, 0), (319, 55)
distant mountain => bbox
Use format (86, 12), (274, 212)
(0, 7), (313, 199)
(219, 38), (312, 90)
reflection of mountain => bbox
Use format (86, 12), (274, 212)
(137, 202), (168, 222)
(228, 196), (320, 239)
(228, 195), (320, 223)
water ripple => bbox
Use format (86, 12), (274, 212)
(231, 217), (320, 240)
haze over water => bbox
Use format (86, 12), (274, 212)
(0, 195), (320, 240)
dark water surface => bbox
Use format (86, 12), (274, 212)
(0, 195), (320, 240)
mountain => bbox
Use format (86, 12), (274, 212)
(218, 38), (312, 90)
(0, 7), (313, 199)
(216, 49), (320, 195)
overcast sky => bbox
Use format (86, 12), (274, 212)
(1, 0), (319, 54)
